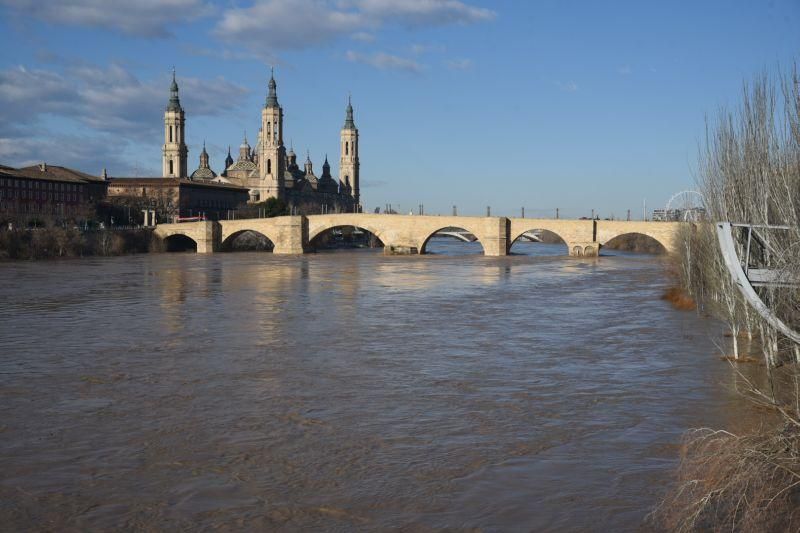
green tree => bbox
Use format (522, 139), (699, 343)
(248, 197), (288, 218)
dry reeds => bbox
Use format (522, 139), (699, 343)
(662, 286), (697, 311)
(651, 425), (800, 532)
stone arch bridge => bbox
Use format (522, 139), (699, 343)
(154, 214), (682, 256)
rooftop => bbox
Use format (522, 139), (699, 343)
(1, 164), (106, 184)
(107, 176), (248, 191)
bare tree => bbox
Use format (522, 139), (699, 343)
(655, 63), (800, 531)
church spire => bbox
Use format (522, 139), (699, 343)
(322, 153), (331, 177)
(343, 93), (355, 129)
(199, 140), (209, 169)
(167, 67), (182, 112)
(224, 145), (233, 169)
(266, 67), (279, 108)
(239, 130), (251, 161)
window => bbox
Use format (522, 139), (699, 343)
(169, 160), (174, 175)
(169, 126), (173, 142)
(345, 142), (349, 155)
(267, 159), (271, 174)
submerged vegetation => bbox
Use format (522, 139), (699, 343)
(652, 64), (800, 532)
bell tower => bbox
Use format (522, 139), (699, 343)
(259, 68), (285, 199)
(340, 95), (359, 208)
(162, 69), (188, 178)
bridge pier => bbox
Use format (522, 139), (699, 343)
(567, 241), (600, 257)
(195, 221), (221, 253)
(271, 215), (308, 255)
(384, 245), (418, 255)
(481, 217), (511, 256)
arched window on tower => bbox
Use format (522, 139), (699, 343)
(267, 158), (272, 174)
(267, 122), (271, 139)
(169, 126), (173, 142)
(169, 160), (174, 175)
(345, 142), (349, 155)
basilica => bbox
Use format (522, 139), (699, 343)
(162, 70), (360, 214)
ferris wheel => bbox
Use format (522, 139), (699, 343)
(666, 190), (705, 221)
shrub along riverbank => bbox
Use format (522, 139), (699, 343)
(0, 227), (157, 260)
(650, 64), (800, 532)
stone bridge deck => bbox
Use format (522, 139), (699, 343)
(154, 214), (682, 257)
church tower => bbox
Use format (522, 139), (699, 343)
(259, 69), (285, 199)
(340, 96), (360, 208)
(162, 69), (188, 178)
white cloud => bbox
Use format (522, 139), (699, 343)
(411, 43), (428, 55)
(351, 31), (377, 42)
(0, 63), (248, 173)
(215, 0), (494, 58)
(0, 64), (248, 139)
(0, 0), (214, 37)
(0, 135), (153, 176)
(181, 44), (257, 62)
(446, 58), (473, 70)
(411, 43), (446, 55)
(349, 0), (495, 26)
(216, 0), (367, 52)
(554, 80), (579, 92)
(345, 51), (423, 73)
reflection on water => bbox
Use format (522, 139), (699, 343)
(0, 241), (755, 530)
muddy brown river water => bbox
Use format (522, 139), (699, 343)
(0, 240), (756, 531)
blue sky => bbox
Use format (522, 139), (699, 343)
(0, 0), (797, 217)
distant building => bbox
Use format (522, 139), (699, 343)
(165, 69), (360, 214)
(0, 163), (107, 218)
(652, 207), (706, 222)
(105, 177), (249, 222)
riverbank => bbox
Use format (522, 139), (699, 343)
(0, 227), (155, 260)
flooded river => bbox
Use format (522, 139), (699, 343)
(0, 240), (755, 530)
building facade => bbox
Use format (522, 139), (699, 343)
(105, 177), (249, 222)
(0, 163), (108, 219)
(167, 70), (361, 214)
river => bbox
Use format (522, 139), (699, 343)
(0, 240), (756, 531)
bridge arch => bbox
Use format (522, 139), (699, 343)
(308, 223), (386, 244)
(221, 229), (275, 252)
(600, 232), (668, 254)
(509, 227), (568, 255)
(219, 224), (280, 250)
(419, 226), (485, 255)
(163, 233), (198, 252)
(510, 227), (569, 246)
(309, 224), (385, 249)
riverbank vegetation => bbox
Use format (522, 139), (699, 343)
(651, 64), (800, 531)
(0, 216), (155, 260)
